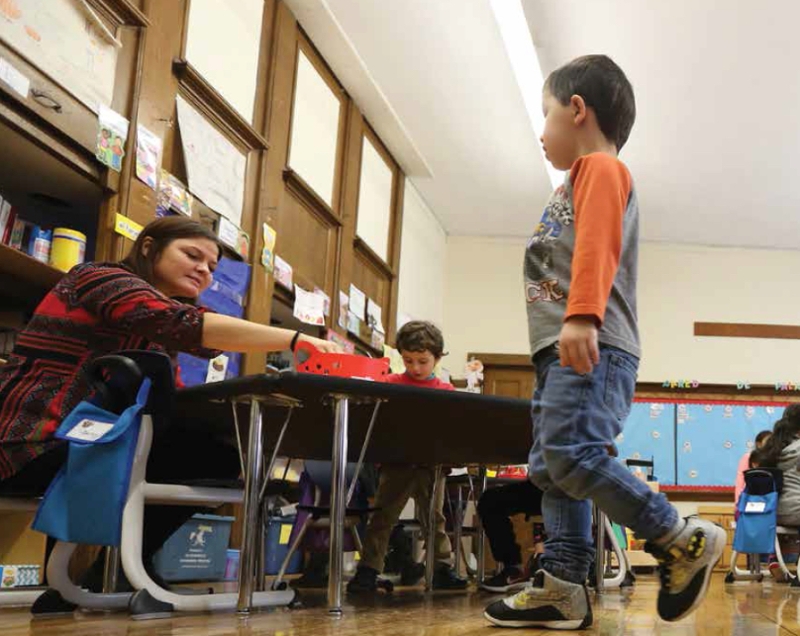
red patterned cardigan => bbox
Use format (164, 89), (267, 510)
(0, 262), (220, 480)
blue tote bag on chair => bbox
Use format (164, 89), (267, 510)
(33, 377), (151, 546)
(732, 471), (779, 555)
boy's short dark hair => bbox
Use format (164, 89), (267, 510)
(395, 321), (445, 358)
(545, 54), (636, 151)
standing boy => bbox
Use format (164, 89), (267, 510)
(484, 55), (725, 629)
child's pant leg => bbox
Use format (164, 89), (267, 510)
(413, 468), (452, 564)
(477, 480), (543, 566)
(360, 465), (417, 572)
(528, 347), (678, 584)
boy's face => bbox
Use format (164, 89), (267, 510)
(540, 89), (579, 171)
(400, 349), (438, 382)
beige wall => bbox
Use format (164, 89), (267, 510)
(444, 237), (800, 384)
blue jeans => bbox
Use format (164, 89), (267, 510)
(528, 345), (678, 584)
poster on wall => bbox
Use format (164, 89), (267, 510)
(0, 0), (119, 113)
(176, 95), (246, 226)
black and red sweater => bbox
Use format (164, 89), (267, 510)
(0, 262), (220, 480)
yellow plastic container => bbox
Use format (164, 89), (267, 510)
(50, 228), (86, 272)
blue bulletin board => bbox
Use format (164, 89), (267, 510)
(676, 403), (784, 487)
(615, 401), (786, 487)
(615, 402), (676, 485)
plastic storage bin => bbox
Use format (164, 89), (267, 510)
(152, 514), (234, 582)
(265, 515), (303, 575)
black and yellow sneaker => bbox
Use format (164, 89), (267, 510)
(483, 570), (592, 630)
(645, 516), (727, 622)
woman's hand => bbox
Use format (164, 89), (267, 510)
(298, 333), (343, 354)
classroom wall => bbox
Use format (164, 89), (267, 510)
(396, 182), (447, 329)
(444, 238), (800, 383)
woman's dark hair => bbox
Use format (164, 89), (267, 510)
(750, 406), (800, 467)
(120, 216), (221, 286)
(544, 54), (636, 151)
(395, 321), (446, 359)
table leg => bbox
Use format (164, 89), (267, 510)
(453, 485), (463, 576)
(476, 466), (487, 584)
(237, 399), (265, 614)
(425, 466), (442, 591)
(595, 506), (606, 593)
(328, 397), (349, 615)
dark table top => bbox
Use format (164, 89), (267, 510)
(173, 372), (532, 465)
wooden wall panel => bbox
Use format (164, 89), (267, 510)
(279, 188), (339, 292)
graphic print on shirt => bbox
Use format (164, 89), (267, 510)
(525, 185), (572, 305)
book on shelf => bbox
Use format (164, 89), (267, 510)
(8, 217), (28, 250)
(0, 199), (10, 239)
(1, 208), (17, 246)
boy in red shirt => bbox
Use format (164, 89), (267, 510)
(347, 321), (467, 592)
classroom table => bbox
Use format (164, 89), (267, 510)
(174, 371), (532, 614)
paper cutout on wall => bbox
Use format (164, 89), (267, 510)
(156, 170), (192, 216)
(96, 105), (128, 172)
(349, 284), (366, 320)
(294, 285), (325, 326)
(274, 255), (293, 289)
(176, 95), (246, 225)
(367, 299), (384, 334)
(261, 223), (277, 273)
(338, 292), (349, 330)
(135, 124), (162, 190)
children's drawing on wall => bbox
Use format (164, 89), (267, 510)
(95, 105), (129, 172)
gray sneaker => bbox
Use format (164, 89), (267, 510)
(483, 570), (592, 630)
(645, 516), (727, 622)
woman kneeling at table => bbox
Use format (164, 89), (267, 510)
(0, 216), (338, 585)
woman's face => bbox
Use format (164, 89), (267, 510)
(146, 237), (218, 298)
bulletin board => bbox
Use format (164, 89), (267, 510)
(615, 402), (677, 485)
(615, 400), (786, 488)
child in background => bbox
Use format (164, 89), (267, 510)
(750, 409), (800, 580)
(347, 321), (467, 592)
(477, 479), (544, 592)
(735, 430), (772, 509)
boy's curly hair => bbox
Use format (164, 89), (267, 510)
(545, 54), (636, 151)
(395, 321), (445, 358)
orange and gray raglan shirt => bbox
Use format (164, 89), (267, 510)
(524, 152), (641, 359)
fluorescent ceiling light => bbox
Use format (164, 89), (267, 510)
(490, 0), (562, 189)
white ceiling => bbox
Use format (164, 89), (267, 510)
(303, 0), (800, 250)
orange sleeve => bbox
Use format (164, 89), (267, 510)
(566, 153), (631, 325)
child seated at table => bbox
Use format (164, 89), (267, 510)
(478, 478), (544, 592)
(347, 321), (467, 592)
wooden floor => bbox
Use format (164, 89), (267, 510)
(3, 573), (800, 635)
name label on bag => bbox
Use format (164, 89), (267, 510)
(745, 501), (767, 513)
(65, 419), (114, 442)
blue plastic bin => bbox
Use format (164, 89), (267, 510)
(152, 514), (234, 582)
(265, 515), (303, 575)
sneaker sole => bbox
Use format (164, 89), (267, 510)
(479, 581), (528, 593)
(662, 525), (727, 622)
(483, 611), (588, 630)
